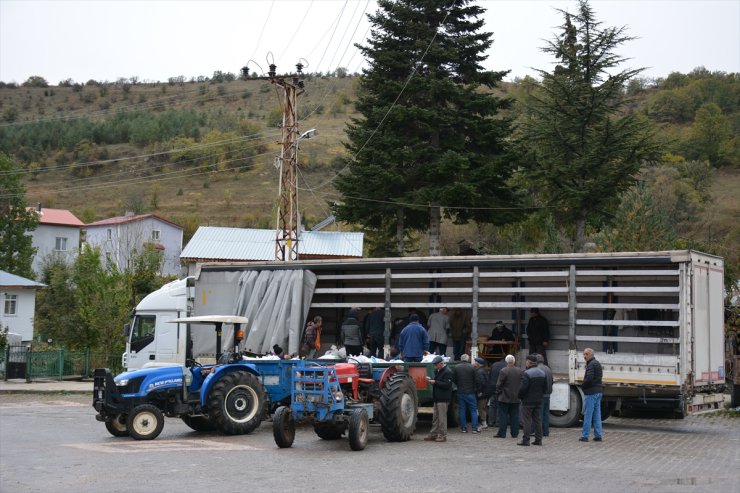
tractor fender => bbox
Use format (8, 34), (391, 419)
(378, 365), (400, 389)
(199, 363), (260, 406)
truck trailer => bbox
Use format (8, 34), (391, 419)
(123, 250), (726, 423)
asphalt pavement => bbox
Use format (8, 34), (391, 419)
(0, 379), (92, 393)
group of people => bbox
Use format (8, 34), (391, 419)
(425, 348), (604, 446)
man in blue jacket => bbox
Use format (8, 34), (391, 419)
(397, 313), (429, 362)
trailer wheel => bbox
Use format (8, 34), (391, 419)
(379, 373), (418, 442)
(105, 414), (129, 437)
(549, 386), (582, 428)
(348, 408), (369, 451)
(314, 422), (346, 440)
(273, 406), (295, 448)
(127, 404), (164, 440)
(208, 370), (266, 435)
(181, 415), (216, 432)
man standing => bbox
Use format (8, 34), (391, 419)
(424, 355), (454, 443)
(518, 354), (548, 446)
(526, 308), (550, 365)
(494, 354), (522, 439)
(340, 310), (364, 357)
(397, 313), (429, 362)
(580, 347), (604, 442)
(536, 353), (553, 437)
(449, 308), (471, 361)
(364, 307), (385, 358)
(453, 354), (479, 434)
(427, 307), (450, 356)
(486, 358), (507, 427)
(473, 357), (489, 431)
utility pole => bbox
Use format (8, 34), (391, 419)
(242, 62), (305, 261)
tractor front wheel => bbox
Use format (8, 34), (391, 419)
(105, 414), (129, 437)
(273, 406), (295, 448)
(348, 408), (369, 451)
(127, 404), (164, 440)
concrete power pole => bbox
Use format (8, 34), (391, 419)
(242, 63), (306, 261)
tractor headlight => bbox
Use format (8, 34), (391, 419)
(116, 379), (129, 387)
(334, 391), (344, 402)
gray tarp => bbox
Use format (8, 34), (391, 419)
(232, 269), (317, 355)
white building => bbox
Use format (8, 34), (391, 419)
(28, 207), (84, 276)
(0, 270), (45, 342)
(85, 214), (183, 276)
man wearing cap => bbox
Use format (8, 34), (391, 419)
(397, 313), (429, 363)
(424, 356), (454, 443)
(473, 357), (489, 431)
(517, 354), (548, 446)
(536, 353), (553, 437)
(453, 354), (480, 433)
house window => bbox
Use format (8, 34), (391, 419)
(151, 230), (161, 241)
(4, 294), (17, 316)
(55, 237), (68, 251)
(107, 228), (112, 240)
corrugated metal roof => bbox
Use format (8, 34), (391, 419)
(0, 270), (46, 288)
(180, 227), (364, 261)
(86, 214), (183, 230)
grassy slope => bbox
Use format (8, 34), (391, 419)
(3, 77), (738, 262)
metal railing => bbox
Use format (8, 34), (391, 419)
(2, 345), (123, 381)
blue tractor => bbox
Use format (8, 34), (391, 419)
(272, 361), (375, 451)
(93, 316), (291, 440)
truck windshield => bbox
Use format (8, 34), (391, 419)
(130, 315), (156, 353)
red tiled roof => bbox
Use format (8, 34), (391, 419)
(86, 214), (182, 230)
(27, 208), (84, 227)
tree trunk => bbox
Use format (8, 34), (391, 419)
(429, 204), (441, 256)
(395, 208), (405, 256)
(574, 209), (586, 253)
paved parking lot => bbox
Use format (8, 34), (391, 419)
(0, 393), (738, 493)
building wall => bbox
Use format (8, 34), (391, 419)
(30, 224), (81, 276)
(0, 287), (37, 342)
(86, 218), (183, 276)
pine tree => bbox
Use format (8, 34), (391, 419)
(517, 0), (660, 252)
(333, 0), (520, 255)
(0, 153), (38, 278)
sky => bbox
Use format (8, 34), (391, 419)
(0, 0), (738, 85)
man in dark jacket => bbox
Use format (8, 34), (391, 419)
(449, 308), (471, 361)
(526, 308), (550, 365)
(341, 310), (364, 357)
(494, 355), (522, 438)
(534, 353), (553, 437)
(486, 358), (507, 427)
(518, 354), (548, 446)
(453, 355), (479, 433)
(424, 356), (454, 443)
(363, 307), (385, 358)
(473, 357), (489, 430)
(580, 347), (604, 442)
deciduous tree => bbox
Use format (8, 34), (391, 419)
(0, 153), (38, 278)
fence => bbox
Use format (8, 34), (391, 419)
(2, 345), (123, 381)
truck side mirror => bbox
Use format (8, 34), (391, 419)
(123, 323), (131, 337)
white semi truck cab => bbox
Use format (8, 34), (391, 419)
(123, 277), (192, 370)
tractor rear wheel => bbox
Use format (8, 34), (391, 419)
(181, 415), (216, 432)
(379, 373), (418, 441)
(127, 404), (164, 440)
(273, 406), (295, 448)
(207, 370), (267, 435)
(348, 408), (369, 451)
(105, 414), (129, 437)
(314, 422), (346, 440)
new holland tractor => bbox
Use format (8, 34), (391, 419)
(93, 316), (279, 440)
